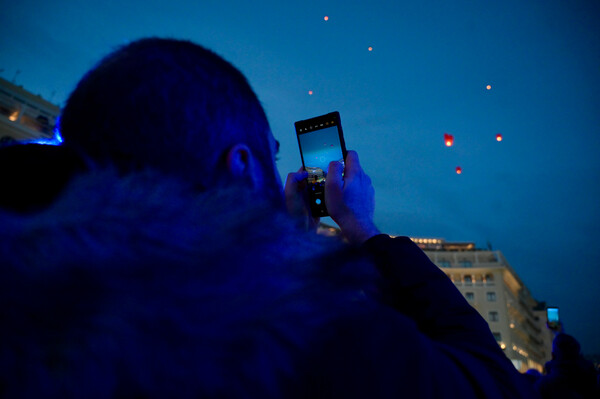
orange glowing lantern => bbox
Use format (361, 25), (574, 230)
(308, 90), (313, 95)
(324, 16), (329, 21)
(496, 133), (503, 142)
(444, 133), (454, 147)
(456, 166), (462, 174)
(486, 84), (492, 90)
(368, 46), (373, 51)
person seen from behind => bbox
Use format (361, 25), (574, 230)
(0, 38), (539, 398)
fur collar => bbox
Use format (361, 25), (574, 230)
(1, 169), (344, 268)
(0, 170), (378, 397)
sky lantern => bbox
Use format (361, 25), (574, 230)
(324, 16), (329, 21)
(456, 166), (462, 174)
(308, 90), (313, 95)
(486, 84), (492, 90)
(496, 133), (503, 142)
(368, 46), (373, 51)
(444, 133), (454, 147)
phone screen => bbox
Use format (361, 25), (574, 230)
(547, 307), (559, 322)
(298, 125), (344, 178)
(547, 307), (559, 329)
(295, 112), (346, 217)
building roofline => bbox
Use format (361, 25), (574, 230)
(0, 77), (60, 112)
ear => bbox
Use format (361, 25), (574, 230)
(225, 143), (256, 182)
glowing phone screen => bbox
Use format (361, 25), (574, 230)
(547, 308), (559, 323)
(298, 126), (344, 178)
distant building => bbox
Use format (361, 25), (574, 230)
(0, 76), (61, 146)
(414, 237), (554, 372)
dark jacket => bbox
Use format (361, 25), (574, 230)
(536, 356), (599, 398)
(0, 169), (536, 398)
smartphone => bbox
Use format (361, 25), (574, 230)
(546, 307), (560, 329)
(295, 111), (347, 217)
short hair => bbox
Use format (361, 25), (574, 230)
(60, 38), (277, 190)
(552, 333), (581, 360)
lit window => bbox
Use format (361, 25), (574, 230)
(489, 311), (499, 322)
(486, 292), (497, 302)
(465, 292), (474, 301)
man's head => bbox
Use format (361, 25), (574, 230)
(60, 38), (281, 194)
(552, 333), (581, 361)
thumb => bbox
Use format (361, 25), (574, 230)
(326, 160), (344, 194)
(342, 150), (361, 180)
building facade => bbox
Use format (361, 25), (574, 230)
(0, 77), (60, 146)
(413, 238), (554, 372)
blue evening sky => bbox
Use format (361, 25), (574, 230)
(1, 0), (599, 354)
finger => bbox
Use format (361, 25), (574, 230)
(284, 170), (308, 194)
(285, 170), (308, 185)
(343, 150), (361, 180)
(325, 160), (344, 192)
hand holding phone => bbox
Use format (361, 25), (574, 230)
(325, 151), (380, 244)
(284, 167), (320, 231)
(293, 112), (380, 243)
(295, 112), (347, 217)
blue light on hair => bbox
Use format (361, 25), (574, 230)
(28, 116), (64, 145)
